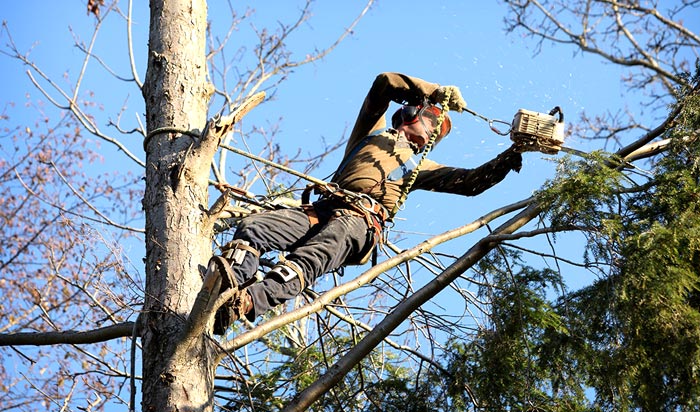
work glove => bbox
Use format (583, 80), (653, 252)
(512, 136), (562, 155)
(431, 85), (467, 113)
(511, 140), (541, 153)
(500, 145), (523, 173)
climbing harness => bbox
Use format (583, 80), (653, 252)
(302, 97), (454, 256)
(300, 182), (387, 265)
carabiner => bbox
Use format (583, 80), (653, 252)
(322, 182), (341, 196)
(465, 107), (512, 136)
(489, 119), (512, 136)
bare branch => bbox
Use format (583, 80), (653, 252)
(2, 22), (146, 167)
(283, 202), (543, 411)
(13, 168), (144, 233)
(0, 322), (135, 346)
(69, 2), (118, 102)
(126, 0), (143, 88)
(221, 198), (532, 354)
(303, 289), (451, 376)
(502, 0), (697, 94)
(48, 161), (144, 233)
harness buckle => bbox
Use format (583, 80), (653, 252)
(355, 194), (378, 214)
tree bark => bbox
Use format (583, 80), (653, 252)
(141, 0), (216, 410)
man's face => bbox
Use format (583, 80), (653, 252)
(401, 113), (437, 148)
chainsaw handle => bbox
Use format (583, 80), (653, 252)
(549, 106), (564, 123)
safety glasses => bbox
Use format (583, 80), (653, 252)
(397, 104), (451, 142)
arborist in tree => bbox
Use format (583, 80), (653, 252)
(207, 72), (527, 335)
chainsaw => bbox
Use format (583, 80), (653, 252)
(510, 106), (565, 154)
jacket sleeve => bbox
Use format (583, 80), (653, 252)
(343, 73), (441, 157)
(412, 146), (523, 196)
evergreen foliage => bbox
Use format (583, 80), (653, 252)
(439, 73), (700, 411)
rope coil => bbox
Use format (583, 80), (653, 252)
(389, 90), (452, 219)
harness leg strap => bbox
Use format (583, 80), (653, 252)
(220, 239), (260, 265)
(266, 257), (306, 291)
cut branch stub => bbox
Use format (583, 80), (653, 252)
(212, 91), (266, 140)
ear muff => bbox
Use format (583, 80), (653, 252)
(391, 105), (420, 128)
(391, 107), (403, 129)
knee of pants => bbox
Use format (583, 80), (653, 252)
(232, 219), (271, 255)
(233, 216), (256, 240)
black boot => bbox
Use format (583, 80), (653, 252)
(213, 290), (253, 335)
(207, 255), (242, 335)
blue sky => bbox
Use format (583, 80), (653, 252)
(1, 0), (665, 319)
(3, 2), (698, 409)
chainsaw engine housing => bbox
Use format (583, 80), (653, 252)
(510, 108), (564, 154)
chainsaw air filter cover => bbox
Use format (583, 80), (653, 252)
(510, 108), (564, 154)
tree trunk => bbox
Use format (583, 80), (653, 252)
(141, 0), (216, 410)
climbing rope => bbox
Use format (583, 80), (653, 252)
(389, 91), (453, 219)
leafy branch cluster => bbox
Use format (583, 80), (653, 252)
(434, 68), (700, 411)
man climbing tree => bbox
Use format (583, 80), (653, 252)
(208, 72), (530, 334)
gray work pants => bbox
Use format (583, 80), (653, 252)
(230, 200), (374, 320)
